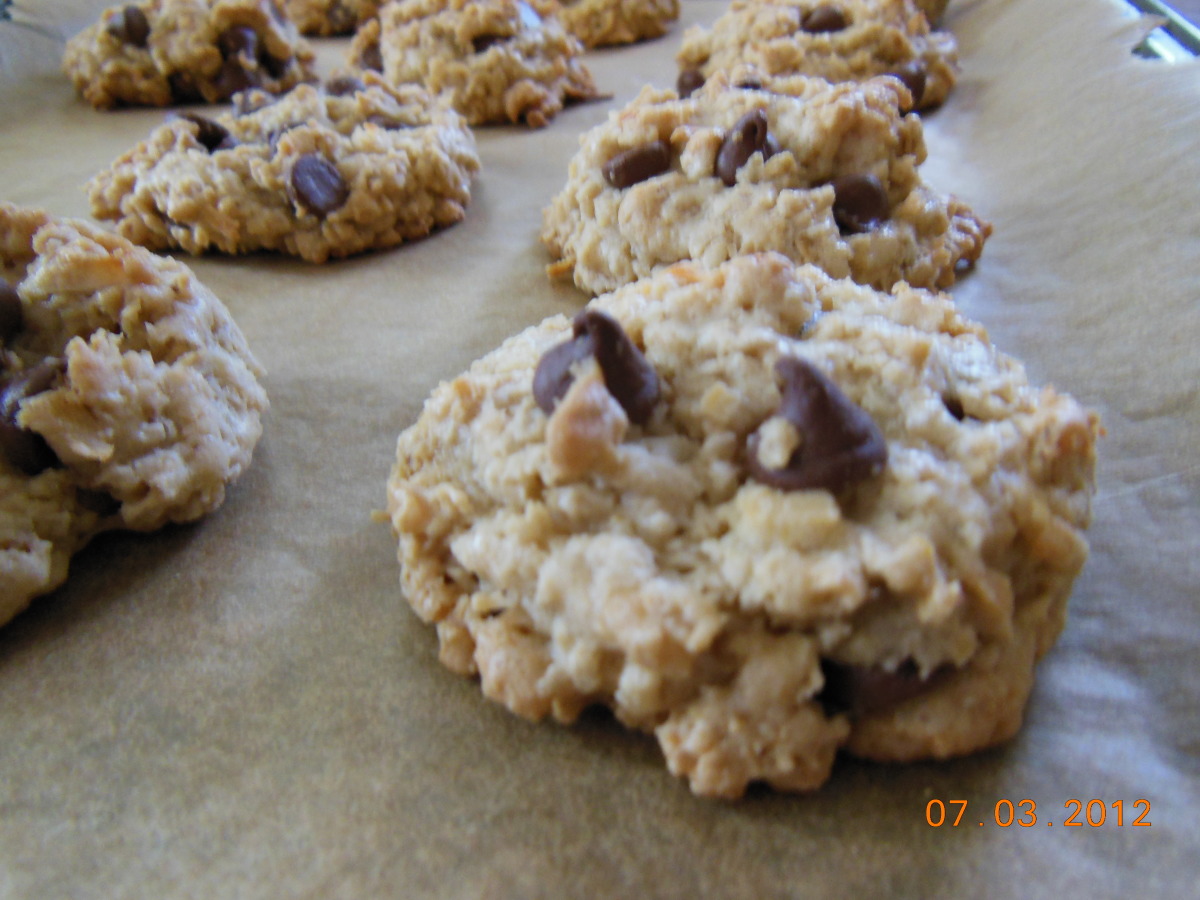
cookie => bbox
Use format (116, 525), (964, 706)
(541, 71), (990, 297)
(676, 0), (957, 111)
(0, 204), (267, 627)
(385, 253), (1100, 798)
(62, 0), (318, 110)
(87, 75), (481, 263)
(280, 0), (384, 35)
(347, 0), (600, 128)
(554, 0), (679, 48)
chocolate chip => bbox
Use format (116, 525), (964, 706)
(107, 5), (150, 48)
(76, 489), (122, 517)
(715, 108), (771, 187)
(0, 279), (22, 345)
(799, 5), (848, 33)
(747, 356), (887, 493)
(888, 60), (927, 110)
(831, 173), (890, 234)
(168, 71), (203, 103)
(218, 26), (258, 60)
(178, 113), (236, 152)
(533, 331), (593, 415)
(819, 659), (945, 716)
(585, 313), (660, 425)
(213, 58), (257, 99)
(0, 359), (64, 476)
(533, 310), (659, 425)
(0, 424), (57, 476)
(942, 395), (965, 421)
(677, 68), (705, 98)
(602, 140), (671, 189)
(260, 52), (290, 80)
(290, 153), (349, 217)
(472, 33), (507, 53)
(326, 75), (366, 96)
(358, 42), (383, 72)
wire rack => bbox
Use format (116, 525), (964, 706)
(1124, 0), (1200, 58)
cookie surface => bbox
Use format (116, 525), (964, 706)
(280, 0), (384, 35)
(0, 204), (267, 626)
(385, 253), (1099, 797)
(87, 76), (481, 263)
(677, 0), (957, 111)
(347, 0), (600, 128)
(62, 0), (318, 109)
(542, 71), (990, 297)
(555, 0), (679, 48)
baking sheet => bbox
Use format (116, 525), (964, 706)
(2, 1), (1199, 896)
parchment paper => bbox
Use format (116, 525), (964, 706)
(2, 2), (1198, 897)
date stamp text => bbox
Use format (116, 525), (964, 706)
(925, 799), (1152, 828)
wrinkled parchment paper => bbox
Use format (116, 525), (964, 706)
(2, 1), (1198, 896)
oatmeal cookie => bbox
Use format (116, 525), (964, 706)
(554, 0), (679, 48)
(676, 0), (957, 111)
(541, 71), (989, 297)
(280, 0), (384, 35)
(0, 204), (267, 627)
(385, 253), (1099, 798)
(87, 75), (481, 263)
(347, 0), (600, 128)
(62, 0), (317, 109)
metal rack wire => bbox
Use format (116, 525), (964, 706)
(1122, 0), (1200, 58)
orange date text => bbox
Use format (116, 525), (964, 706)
(924, 798), (1152, 828)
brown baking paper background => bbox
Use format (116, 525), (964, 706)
(2, 1), (1199, 896)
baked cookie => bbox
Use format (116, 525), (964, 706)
(87, 75), (481, 263)
(385, 253), (1099, 798)
(63, 0), (317, 110)
(554, 0), (679, 48)
(676, 0), (957, 111)
(541, 71), (990, 297)
(347, 0), (600, 128)
(0, 204), (267, 627)
(279, 0), (384, 35)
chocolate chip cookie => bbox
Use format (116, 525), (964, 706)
(676, 0), (957, 112)
(63, 0), (318, 109)
(555, 0), (679, 48)
(384, 253), (1100, 797)
(542, 70), (990, 297)
(347, 0), (600, 128)
(87, 75), (481, 262)
(0, 203), (267, 627)
(280, 0), (384, 35)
